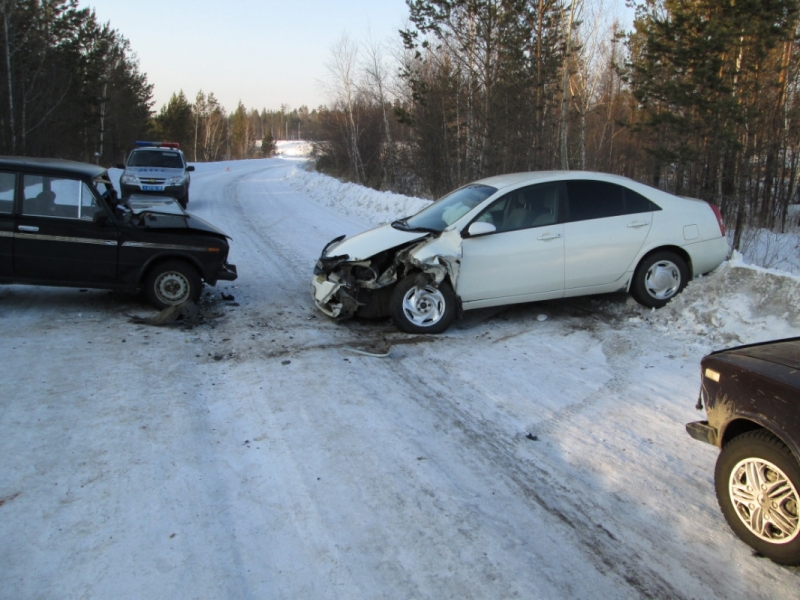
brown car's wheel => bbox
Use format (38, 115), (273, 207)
(390, 275), (456, 334)
(145, 260), (201, 309)
(714, 430), (800, 565)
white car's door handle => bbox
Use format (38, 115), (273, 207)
(627, 221), (650, 228)
(537, 233), (562, 241)
(18, 225), (39, 232)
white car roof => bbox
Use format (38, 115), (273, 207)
(475, 170), (644, 191)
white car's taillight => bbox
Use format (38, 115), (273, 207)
(710, 204), (725, 236)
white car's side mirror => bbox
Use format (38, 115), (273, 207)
(467, 221), (497, 236)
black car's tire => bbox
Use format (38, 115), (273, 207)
(630, 251), (688, 308)
(714, 430), (800, 565)
(144, 260), (202, 309)
(390, 275), (456, 334)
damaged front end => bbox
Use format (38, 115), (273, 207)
(311, 228), (463, 321)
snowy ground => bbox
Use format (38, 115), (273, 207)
(2, 141), (799, 598)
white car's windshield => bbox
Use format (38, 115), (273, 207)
(393, 184), (497, 233)
(129, 151), (184, 169)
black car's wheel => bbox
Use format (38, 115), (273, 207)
(144, 260), (201, 309)
(630, 251), (688, 308)
(714, 430), (800, 565)
(390, 275), (456, 334)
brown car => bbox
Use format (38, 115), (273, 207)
(687, 337), (800, 565)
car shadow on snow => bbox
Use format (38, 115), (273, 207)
(452, 292), (638, 332)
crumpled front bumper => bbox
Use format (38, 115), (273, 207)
(217, 261), (237, 281)
(311, 274), (344, 318)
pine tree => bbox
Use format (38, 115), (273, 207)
(154, 91), (193, 148)
(626, 0), (800, 243)
(261, 129), (276, 157)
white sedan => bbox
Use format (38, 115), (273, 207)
(312, 171), (729, 333)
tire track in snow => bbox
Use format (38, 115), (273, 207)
(380, 350), (688, 599)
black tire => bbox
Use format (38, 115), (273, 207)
(714, 430), (800, 565)
(144, 260), (202, 309)
(390, 274), (456, 334)
(630, 251), (688, 308)
(180, 190), (189, 209)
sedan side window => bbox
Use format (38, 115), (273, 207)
(0, 171), (15, 214)
(23, 175), (102, 220)
(475, 183), (560, 233)
(566, 180), (659, 222)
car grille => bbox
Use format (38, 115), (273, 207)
(140, 177), (166, 184)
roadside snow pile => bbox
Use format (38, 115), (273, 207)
(653, 251), (800, 346)
(285, 167), (431, 225)
(734, 227), (800, 275)
(276, 140), (312, 157)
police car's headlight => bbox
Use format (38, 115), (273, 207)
(167, 175), (186, 185)
(120, 173), (139, 185)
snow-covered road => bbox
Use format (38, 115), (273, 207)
(2, 151), (799, 598)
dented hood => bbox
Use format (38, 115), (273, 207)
(137, 211), (231, 239)
(326, 223), (429, 260)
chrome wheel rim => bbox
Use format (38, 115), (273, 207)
(644, 260), (681, 300)
(729, 457), (800, 544)
(401, 285), (446, 327)
(155, 271), (190, 305)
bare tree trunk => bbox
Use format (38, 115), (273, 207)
(2, 0), (16, 153)
(559, 0), (577, 170)
(363, 36), (396, 187)
(326, 34), (365, 183)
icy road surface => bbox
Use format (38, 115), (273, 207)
(2, 153), (799, 599)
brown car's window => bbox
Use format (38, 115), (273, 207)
(0, 171), (15, 214)
(23, 175), (102, 220)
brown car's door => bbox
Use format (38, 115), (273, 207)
(0, 170), (15, 277)
(14, 174), (118, 285)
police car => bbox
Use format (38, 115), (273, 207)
(119, 141), (194, 208)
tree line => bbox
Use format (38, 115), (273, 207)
(6, 0), (800, 241)
(151, 91), (324, 162)
(1, 0), (151, 164)
(315, 0), (800, 243)
(0, 0), (319, 165)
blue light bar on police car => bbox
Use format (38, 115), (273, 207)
(135, 141), (180, 149)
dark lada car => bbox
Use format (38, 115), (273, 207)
(0, 156), (236, 308)
(686, 338), (800, 565)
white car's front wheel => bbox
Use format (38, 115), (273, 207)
(390, 275), (456, 334)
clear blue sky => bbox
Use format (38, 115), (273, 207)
(85, 0), (412, 114)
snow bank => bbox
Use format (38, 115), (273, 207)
(276, 140), (313, 157)
(734, 227), (800, 275)
(284, 166), (431, 225)
(648, 252), (800, 346)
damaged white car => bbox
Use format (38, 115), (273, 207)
(312, 171), (729, 333)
